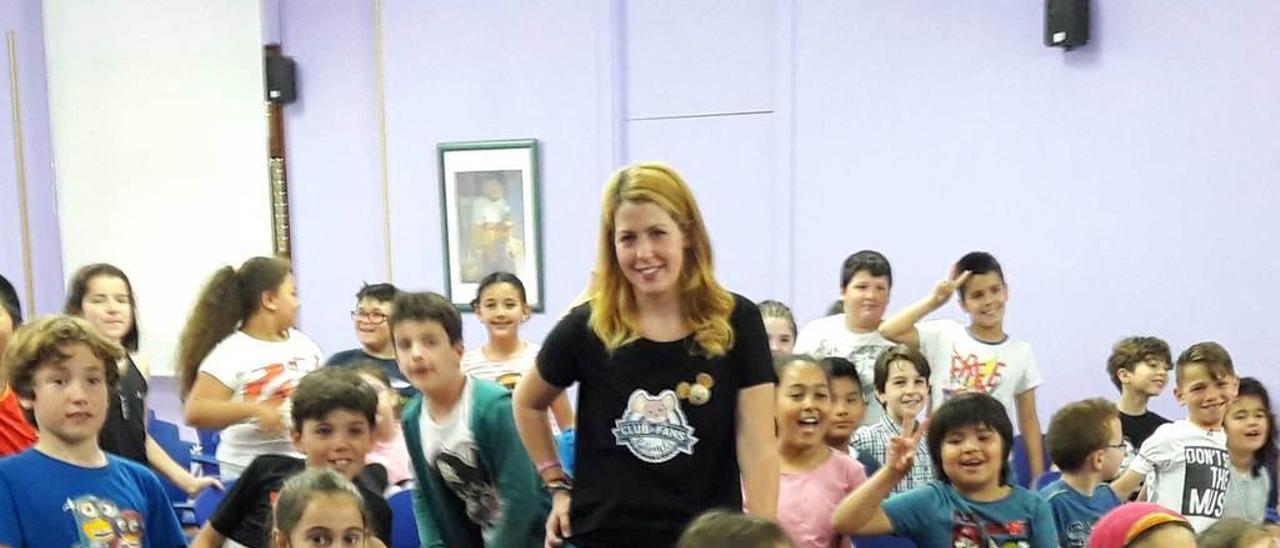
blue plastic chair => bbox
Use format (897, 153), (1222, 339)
(193, 429), (221, 477)
(193, 478), (233, 525)
(389, 490), (420, 548)
(145, 416), (196, 525)
(1034, 470), (1062, 491)
(556, 429), (575, 476)
(853, 534), (917, 547)
(1011, 434), (1051, 488)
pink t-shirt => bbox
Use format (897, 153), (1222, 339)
(778, 448), (868, 548)
(365, 425), (413, 490)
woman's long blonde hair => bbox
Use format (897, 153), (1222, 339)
(588, 162), (735, 357)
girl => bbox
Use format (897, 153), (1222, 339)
(0, 274), (35, 457)
(352, 363), (413, 493)
(65, 263), (220, 496)
(513, 162), (779, 547)
(271, 468), (374, 548)
(759, 300), (797, 358)
(1222, 377), (1277, 522)
(178, 256), (323, 478)
(832, 392), (1059, 547)
(775, 355), (867, 548)
(676, 509), (795, 548)
(461, 272), (575, 430)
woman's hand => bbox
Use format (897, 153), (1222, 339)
(545, 491), (572, 547)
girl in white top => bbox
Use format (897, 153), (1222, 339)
(461, 272), (575, 430)
(177, 256), (323, 479)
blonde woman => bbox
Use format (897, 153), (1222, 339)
(514, 162), (778, 547)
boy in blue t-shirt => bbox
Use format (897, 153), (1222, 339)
(832, 392), (1059, 547)
(0, 315), (185, 547)
(1040, 398), (1125, 546)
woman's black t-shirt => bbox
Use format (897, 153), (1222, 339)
(537, 293), (775, 548)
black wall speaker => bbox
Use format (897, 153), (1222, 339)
(1045, 0), (1089, 49)
(265, 55), (297, 104)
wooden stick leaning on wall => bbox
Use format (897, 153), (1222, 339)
(7, 31), (35, 314)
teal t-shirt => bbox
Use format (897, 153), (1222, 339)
(1039, 479), (1121, 547)
(883, 480), (1059, 548)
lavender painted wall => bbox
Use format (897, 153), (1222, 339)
(276, 1), (1279, 423)
(0, 0), (63, 318)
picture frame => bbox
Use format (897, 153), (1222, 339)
(438, 139), (544, 311)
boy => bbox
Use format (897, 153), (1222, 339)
(821, 357), (867, 457)
(879, 251), (1046, 485)
(393, 291), (549, 547)
(1040, 398), (1125, 546)
(0, 274), (37, 456)
(851, 345), (934, 495)
(1106, 337), (1174, 468)
(0, 315), (186, 547)
(795, 250), (897, 426)
(193, 367), (393, 547)
(327, 282), (416, 397)
(1111, 342), (1238, 533)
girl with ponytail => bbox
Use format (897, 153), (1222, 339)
(178, 257), (323, 478)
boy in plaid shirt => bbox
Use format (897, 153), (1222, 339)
(852, 345), (934, 495)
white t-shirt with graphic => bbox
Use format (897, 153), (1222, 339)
(917, 319), (1041, 433)
(1128, 420), (1230, 532)
(460, 342), (540, 390)
(419, 377), (501, 537)
(794, 314), (895, 426)
(200, 329), (323, 478)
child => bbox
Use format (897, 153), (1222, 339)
(193, 367), (392, 547)
(852, 345), (934, 495)
(353, 362), (414, 493)
(879, 251), (1047, 484)
(1221, 377), (1276, 522)
(1111, 342), (1238, 533)
(758, 299), (797, 357)
(328, 282), (415, 397)
(1197, 518), (1278, 548)
(461, 272), (574, 431)
(1106, 337), (1174, 480)
(832, 392), (1059, 547)
(1040, 398), (1125, 546)
(65, 263), (221, 496)
(821, 357), (867, 456)
(0, 273), (35, 456)
(0, 315), (186, 546)
(178, 256), (324, 478)
(795, 250), (896, 427)
(774, 355), (867, 548)
(394, 291), (548, 547)
(1088, 502), (1197, 547)
(676, 509), (795, 548)
(270, 468), (373, 548)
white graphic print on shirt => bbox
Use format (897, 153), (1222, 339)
(1179, 446), (1231, 519)
(612, 389), (698, 464)
(434, 445), (501, 531)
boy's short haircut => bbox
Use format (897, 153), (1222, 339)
(821, 356), (860, 391)
(675, 509), (793, 548)
(927, 393), (1014, 485)
(1046, 398), (1119, 473)
(291, 367), (378, 433)
(954, 251), (1004, 299)
(1105, 336), (1173, 392)
(1174, 341), (1235, 385)
(873, 344), (931, 394)
(1195, 517), (1272, 548)
(2, 315), (123, 399)
(356, 282), (399, 303)
(840, 250), (892, 290)
(0, 274), (21, 324)
(390, 291), (462, 345)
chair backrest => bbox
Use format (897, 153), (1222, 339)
(389, 489), (420, 548)
(193, 478), (234, 525)
(1011, 434), (1052, 488)
(556, 429), (575, 475)
(147, 417), (194, 502)
(1034, 470), (1063, 491)
(852, 534), (918, 547)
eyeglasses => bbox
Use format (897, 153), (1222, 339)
(1105, 441), (1127, 451)
(350, 310), (388, 324)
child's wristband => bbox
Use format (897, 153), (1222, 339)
(536, 460), (563, 475)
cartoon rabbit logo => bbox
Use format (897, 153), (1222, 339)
(612, 389), (698, 463)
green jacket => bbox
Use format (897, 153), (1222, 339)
(402, 378), (549, 548)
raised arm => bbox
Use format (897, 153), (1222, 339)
(832, 415), (926, 536)
(879, 269), (971, 348)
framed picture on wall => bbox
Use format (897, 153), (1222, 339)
(438, 139), (544, 311)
